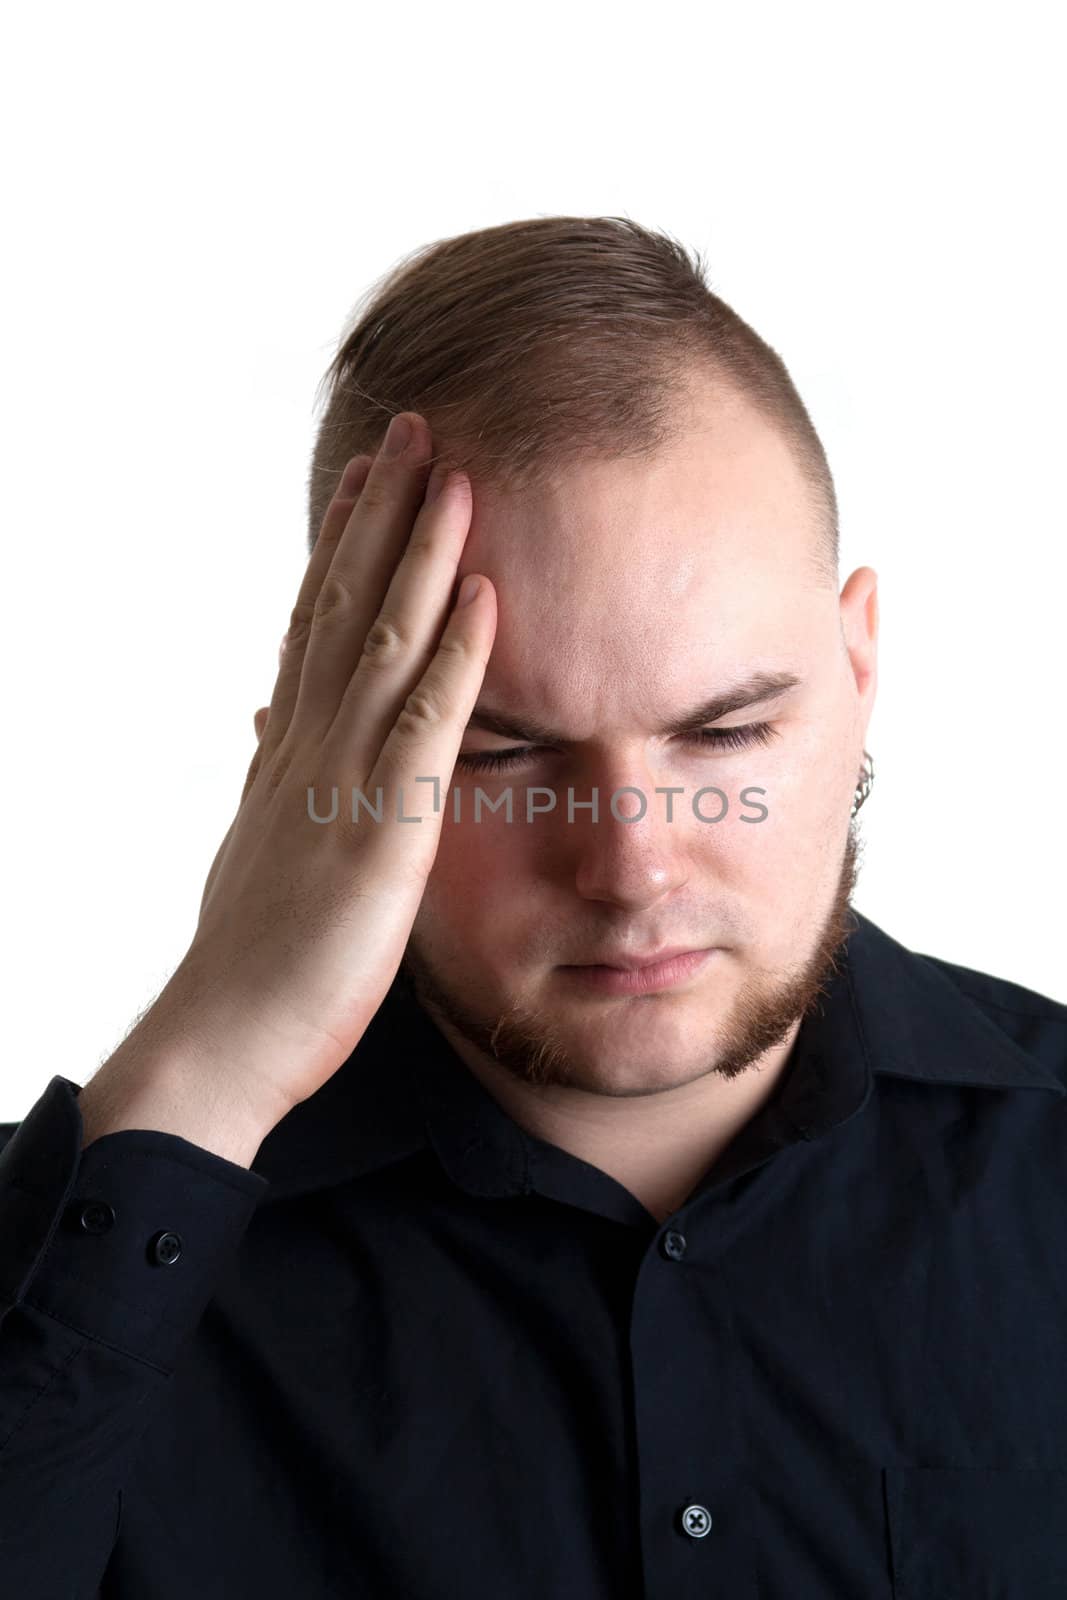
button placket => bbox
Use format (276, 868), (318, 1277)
(75, 1200), (116, 1235)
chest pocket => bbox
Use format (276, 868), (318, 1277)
(885, 1465), (1067, 1599)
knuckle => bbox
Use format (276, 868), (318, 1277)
(314, 571), (356, 622)
(405, 526), (438, 562)
(287, 600), (316, 642)
(397, 686), (444, 736)
(436, 630), (476, 665)
(355, 476), (392, 516)
(361, 613), (409, 666)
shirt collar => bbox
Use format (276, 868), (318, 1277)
(844, 912), (1065, 1098)
(251, 910), (1064, 1204)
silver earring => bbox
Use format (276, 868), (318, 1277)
(851, 748), (874, 816)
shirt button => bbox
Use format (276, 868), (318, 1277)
(660, 1229), (687, 1261)
(77, 1200), (116, 1235)
(148, 1231), (183, 1266)
(678, 1503), (713, 1538)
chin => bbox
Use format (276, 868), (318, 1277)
(559, 994), (707, 1050)
(559, 1043), (719, 1098)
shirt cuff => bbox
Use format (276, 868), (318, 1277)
(0, 1074), (268, 1372)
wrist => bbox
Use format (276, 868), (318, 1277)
(78, 1051), (277, 1168)
(82, 975), (296, 1165)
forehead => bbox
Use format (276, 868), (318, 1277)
(458, 391), (824, 726)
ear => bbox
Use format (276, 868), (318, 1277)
(838, 566), (879, 735)
(253, 706), (270, 741)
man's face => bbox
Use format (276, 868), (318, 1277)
(402, 376), (878, 1097)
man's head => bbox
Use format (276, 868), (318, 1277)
(283, 217), (877, 1100)
(399, 369), (877, 1097)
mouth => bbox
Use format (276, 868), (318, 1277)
(558, 947), (716, 996)
(567, 944), (709, 972)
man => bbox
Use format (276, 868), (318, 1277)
(2, 218), (1066, 1598)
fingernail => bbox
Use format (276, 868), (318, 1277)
(383, 414), (413, 459)
(456, 575), (481, 607)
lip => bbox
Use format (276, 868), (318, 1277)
(559, 947), (715, 996)
(568, 944), (708, 972)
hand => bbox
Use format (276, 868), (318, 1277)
(170, 413), (495, 1123)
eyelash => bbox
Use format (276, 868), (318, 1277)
(455, 721), (779, 775)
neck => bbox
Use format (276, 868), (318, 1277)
(429, 1012), (804, 1225)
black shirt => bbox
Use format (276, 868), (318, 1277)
(2, 908), (1066, 1598)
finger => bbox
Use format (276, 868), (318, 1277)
(322, 465), (477, 777)
(257, 452), (375, 765)
(253, 707), (269, 741)
(287, 412), (439, 747)
(368, 573), (497, 855)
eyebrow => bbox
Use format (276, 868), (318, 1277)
(466, 670), (803, 744)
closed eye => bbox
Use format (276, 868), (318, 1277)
(454, 721), (779, 775)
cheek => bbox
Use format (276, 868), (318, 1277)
(419, 808), (536, 925)
(717, 737), (848, 882)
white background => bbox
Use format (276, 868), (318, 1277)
(2, 2), (1063, 1119)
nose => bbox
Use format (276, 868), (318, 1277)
(566, 760), (692, 911)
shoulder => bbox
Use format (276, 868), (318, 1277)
(919, 947), (1067, 1023)
(919, 947), (1067, 1085)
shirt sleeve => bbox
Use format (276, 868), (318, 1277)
(0, 1073), (268, 1595)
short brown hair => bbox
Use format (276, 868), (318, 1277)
(306, 215), (838, 583)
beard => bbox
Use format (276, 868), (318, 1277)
(399, 820), (863, 1098)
